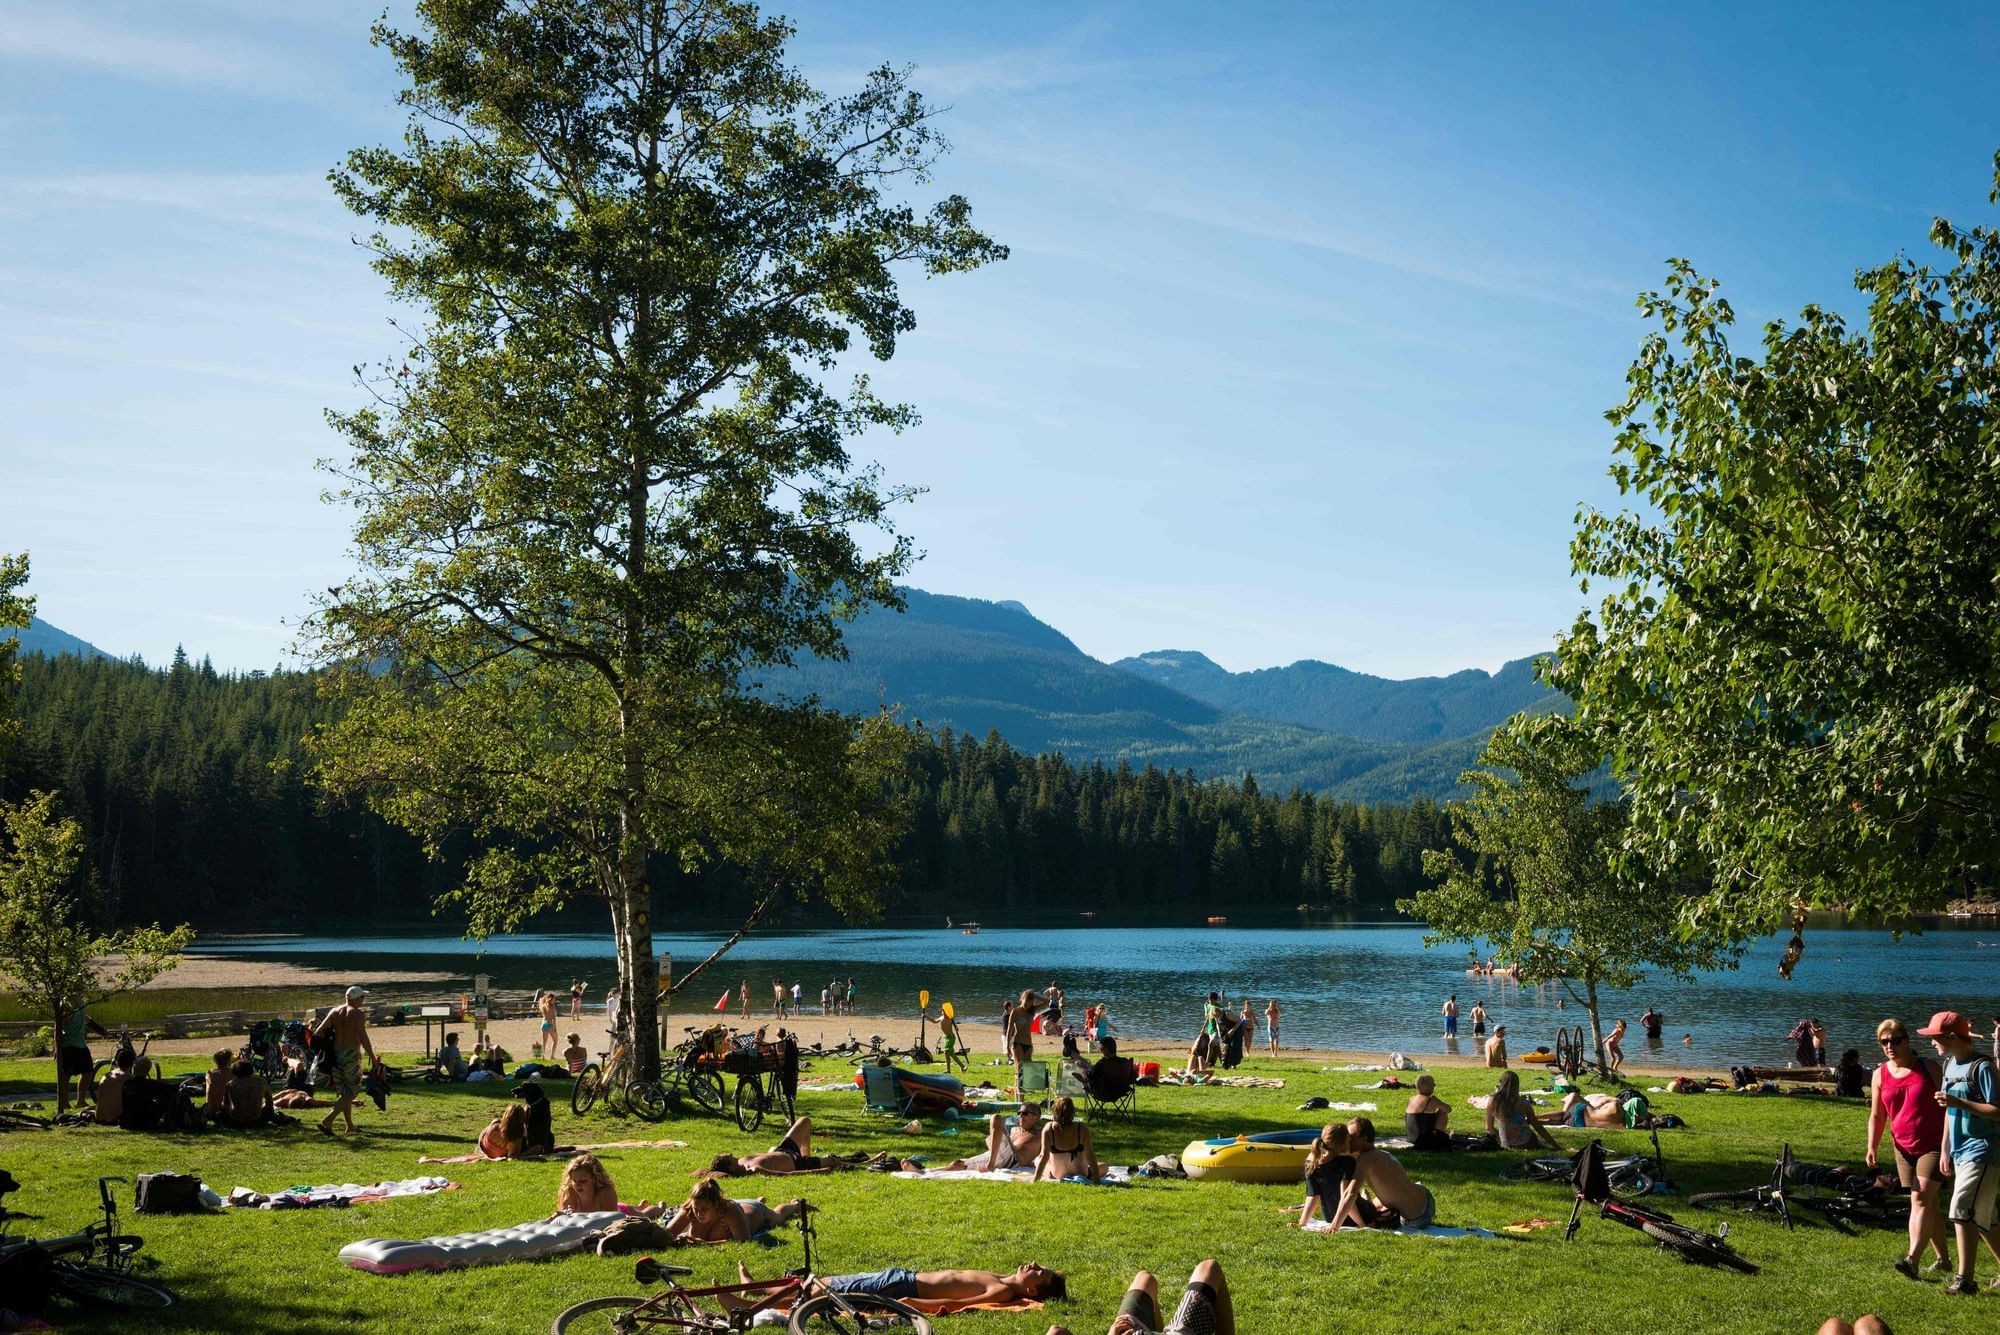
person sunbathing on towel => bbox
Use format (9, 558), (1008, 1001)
(1043, 1259), (1234, 1335)
(704, 1116), (834, 1176)
(721, 1260), (1066, 1311)
(1547, 1089), (1654, 1130)
(933, 1101), (1045, 1173)
(662, 1177), (802, 1243)
(1348, 1117), (1436, 1229)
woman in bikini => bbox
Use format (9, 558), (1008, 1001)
(1032, 1097), (1101, 1182)
(1483, 1070), (1557, 1150)
(1297, 1122), (1386, 1230)
(477, 1104), (532, 1159)
(663, 1177), (803, 1244)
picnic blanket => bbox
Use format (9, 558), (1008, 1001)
(1303, 1219), (1497, 1238)
(1158, 1074), (1286, 1089)
(799, 1081), (861, 1092)
(419, 1138), (686, 1164)
(227, 1177), (457, 1209)
(890, 1165), (1134, 1185)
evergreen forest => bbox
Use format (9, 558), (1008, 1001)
(4, 651), (1464, 930)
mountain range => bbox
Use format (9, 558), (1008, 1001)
(17, 595), (1560, 800)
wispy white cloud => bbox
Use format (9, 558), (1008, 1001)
(6, 333), (346, 394)
(0, 6), (336, 102)
(7, 170), (353, 244)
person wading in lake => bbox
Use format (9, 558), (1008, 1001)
(314, 985), (377, 1136)
(1265, 999), (1281, 1055)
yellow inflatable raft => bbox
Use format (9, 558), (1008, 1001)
(1181, 1129), (1318, 1183)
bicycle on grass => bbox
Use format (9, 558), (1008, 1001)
(550, 1200), (932, 1333)
(1564, 1140), (1757, 1273)
(90, 1030), (155, 1091)
(0, 1173), (176, 1310)
(1688, 1143), (1909, 1232)
(1500, 1125), (1665, 1199)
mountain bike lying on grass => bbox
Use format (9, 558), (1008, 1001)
(551, 1200), (932, 1333)
(1565, 1140), (1758, 1273)
(1501, 1125), (1666, 1199)
(0, 1172), (176, 1311)
(1688, 1143), (1909, 1232)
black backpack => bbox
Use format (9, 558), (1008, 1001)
(134, 1173), (204, 1214)
(118, 1077), (172, 1132)
(163, 1078), (208, 1133)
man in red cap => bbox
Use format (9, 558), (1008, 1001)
(1919, 1010), (2000, 1295)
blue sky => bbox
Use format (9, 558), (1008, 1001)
(4, 2), (1998, 677)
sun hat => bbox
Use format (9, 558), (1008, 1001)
(1915, 1010), (1970, 1039)
(345, 985), (369, 1002)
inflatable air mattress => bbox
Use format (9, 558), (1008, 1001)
(340, 1210), (624, 1274)
(1181, 1128), (1319, 1183)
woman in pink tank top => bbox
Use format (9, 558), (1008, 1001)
(1865, 1017), (1948, 1277)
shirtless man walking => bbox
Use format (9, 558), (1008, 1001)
(1264, 999), (1281, 1056)
(314, 986), (377, 1136)
(1484, 1024), (1509, 1069)
(1349, 1116), (1437, 1229)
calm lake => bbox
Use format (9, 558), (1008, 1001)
(191, 917), (2000, 1069)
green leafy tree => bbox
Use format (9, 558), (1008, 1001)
(307, 0), (1002, 1074)
(0, 790), (193, 1113)
(0, 550), (30, 764)
(1403, 713), (1735, 1076)
(1550, 155), (2000, 943)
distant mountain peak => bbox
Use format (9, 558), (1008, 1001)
(12, 617), (110, 661)
(992, 599), (1032, 616)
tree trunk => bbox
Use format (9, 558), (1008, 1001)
(1583, 976), (1609, 1080)
(616, 710), (661, 1079)
(52, 1002), (70, 1115)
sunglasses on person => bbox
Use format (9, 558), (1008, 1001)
(1878, 1035), (1905, 1047)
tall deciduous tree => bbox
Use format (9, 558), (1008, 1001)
(1403, 713), (1735, 1076)
(0, 792), (192, 1113)
(308, 0), (1002, 1075)
(0, 551), (30, 764)
(1549, 155), (2000, 945)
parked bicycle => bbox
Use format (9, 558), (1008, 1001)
(1500, 1125), (1665, 1199)
(1553, 1026), (1587, 1079)
(90, 1031), (155, 1090)
(1688, 1143), (1909, 1232)
(574, 1030), (640, 1117)
(550, 1200), (930, 1333)
(0, 1173), (176, 1311)
(1564, 1140), (1757, 1272)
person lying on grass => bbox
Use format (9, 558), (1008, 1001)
(555, 1152), (668, 1218)
(1032, 1098), (1102, 1182)
(660, 1176), (802, 1243)
(1045, 1259), (1235, 1335)
(704, 1116), (921, 1177)
(1546, 1088), (1655, 1130)
(717, 1259), (1067, 1311)
(934, 1102), (1045, 1173)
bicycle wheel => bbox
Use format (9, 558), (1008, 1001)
(688, 1071), (725, 1115)
(1499, 1157), (1570, 1184)
(788, 1291), (934, 1333)
(1607, 1165), (1654, 1200)
(550, 1295), (646, 1334)
(1640, 1220), (1758, 1273)
(572, 1065), (602, 1115)
(625, 1079), (669, 1122)
(735, 1076), (766, 1133)
(50, 1261), (175, 1310)
(1687, 1188), (1771, 1213)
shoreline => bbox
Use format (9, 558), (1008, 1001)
(33, 949), (1728, 1076)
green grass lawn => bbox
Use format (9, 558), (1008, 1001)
(0, 1050), (1985, 1334)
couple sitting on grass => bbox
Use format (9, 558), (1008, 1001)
(931, 1096), (1105, 1181)
(1297, 1117), (1436, 1231)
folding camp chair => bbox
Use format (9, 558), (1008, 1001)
(1084, 1058), (1139, 1119)
(860, 1061), (907, 1114)
(1019, 1060), (1050, 1096)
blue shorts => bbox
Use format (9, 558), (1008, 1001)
(1405, 1184), (1436, 1229)
(822, 1268), (918, 1301)
(1568, 1103), (1588, 1128)
(1444, 1017), (1458, 1036)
